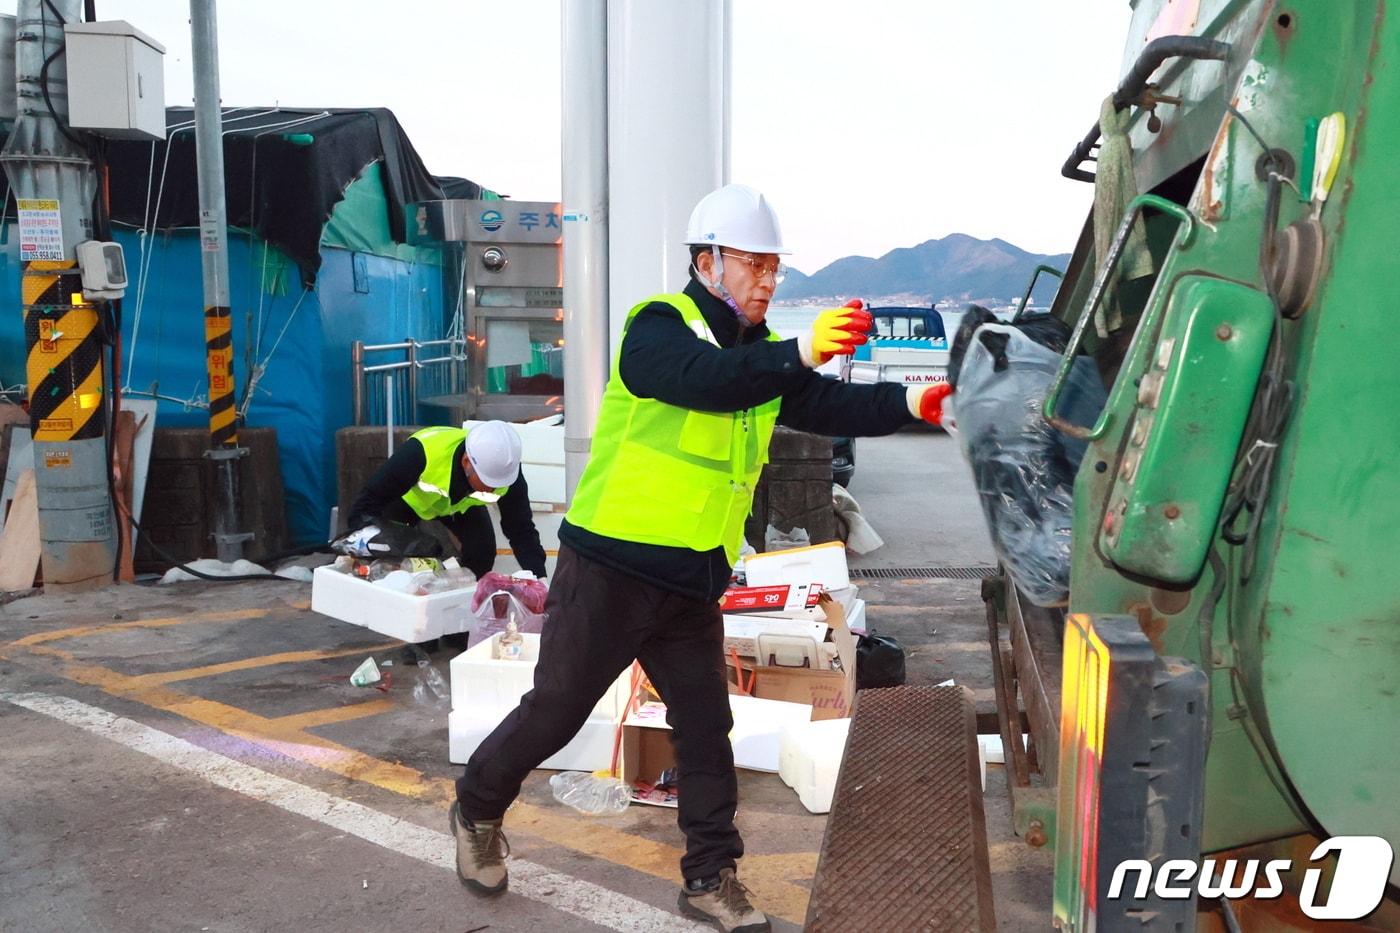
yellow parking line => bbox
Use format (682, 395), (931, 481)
(127, 644), (397, 687)
(7, 639), (816, 923)
(270, 698), (398, 730)
(6, 607), (274, 649)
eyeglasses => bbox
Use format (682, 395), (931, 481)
(720, 250), (786, 285)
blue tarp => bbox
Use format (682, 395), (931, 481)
(0, 194), (447, 546)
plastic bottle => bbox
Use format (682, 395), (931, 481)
(332, 555), (355, 573)
(549, 771), (631, 815)
(402, 556), (442, 574)
(364, 559), (398, 582)
(496, 621), (524, 661)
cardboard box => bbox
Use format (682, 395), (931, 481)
(725, 596), (857, 720)
(736, 583), (858, 623)
(620, 694), (813, 784)
(743, 541), (849, 590)
(720, 582), (822, 614)
(311, 565), (476, 642)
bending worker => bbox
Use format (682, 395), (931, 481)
(450, 185), (949, 933)
(345, 421), (547, 581)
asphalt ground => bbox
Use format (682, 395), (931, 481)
(0, 429), (1055, 931)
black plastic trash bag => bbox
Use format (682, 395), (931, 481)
(954, 323), (1107, 607)
(856, 632), (907, 690)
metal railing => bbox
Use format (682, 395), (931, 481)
(351, 337), (467, 431)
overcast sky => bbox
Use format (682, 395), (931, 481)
(5, 1), (1135, 273)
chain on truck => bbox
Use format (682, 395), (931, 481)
(806, 2), (1400, 930)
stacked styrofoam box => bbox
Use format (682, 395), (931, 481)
(448, 632), (633, 771)
(777, 717), (852, 813)
(311, 566), (476, 642)
(465, 416), (565, 508)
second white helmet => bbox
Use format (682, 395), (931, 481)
(683, 184), (789, 255)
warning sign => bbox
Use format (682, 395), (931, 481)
(17, 199), (65, 261)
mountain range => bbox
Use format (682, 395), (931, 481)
(775, 233), (1071, 307)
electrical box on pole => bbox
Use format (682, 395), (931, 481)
(1, 15), (16, 122)
(63, 21), (165, 140)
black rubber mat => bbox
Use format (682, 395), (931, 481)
(805, 685), (996, 932)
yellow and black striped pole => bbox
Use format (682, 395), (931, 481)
(3, 0), (118, 590)
(20, 259), (118, 588)
(204, 303), (237, 448)
(192, 0), (250, 561)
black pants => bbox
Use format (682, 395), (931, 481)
(456, 545), (741, 881)
(379, 498), (496, 580)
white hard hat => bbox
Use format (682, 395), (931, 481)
(465, 421), (522, 488)
(683, 184), (789, 255)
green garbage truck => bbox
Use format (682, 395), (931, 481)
(811, 2), (1400, 929)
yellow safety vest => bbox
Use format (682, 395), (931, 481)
(567, 293), (782, 563)
(400, 426), (508, 520)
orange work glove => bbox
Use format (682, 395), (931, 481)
(907, 382), (953, 426)
(797, 299), (872, 367)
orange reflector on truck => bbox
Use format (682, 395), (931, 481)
(1052, 614), (1209, 932)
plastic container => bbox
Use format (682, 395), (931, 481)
(548, 771), (630, 815)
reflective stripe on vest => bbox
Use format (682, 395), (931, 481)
(400, 426), (508, 520)
(566, 292), (782, 563)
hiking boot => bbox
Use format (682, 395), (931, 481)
(449, 801), (509, 896)
(678, 868), (770, 932)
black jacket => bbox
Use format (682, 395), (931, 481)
(347, 436), (547, 578)
(559, 278), (913, 601)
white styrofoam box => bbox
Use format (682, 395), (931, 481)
(729, 694), (813, 771)
(744, 541), (849, 590)
(466, 417), (566, 506)
(778, 717), (852, 813)
(449, 707), (619, 771)
(722, 616), (827, 657)
(623, 694), (812, 773)
(845, 598), (867, 634)
(449, 632), (633, 721)
(311, 566), (476, 642)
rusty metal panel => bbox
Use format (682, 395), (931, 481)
(805, 686), (995, 932)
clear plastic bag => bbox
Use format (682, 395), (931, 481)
(764, 523), (811, 552)
(548, 771), (630, 815)
(405, 645), (450, 708)
(954, 324), (1107, 607)
(466, 589), (548, 650)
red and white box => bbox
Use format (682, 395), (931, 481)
(720, 582), (823, 614)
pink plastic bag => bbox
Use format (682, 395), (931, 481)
(466, 575), (549, 649)
(470, 572), (549, 614)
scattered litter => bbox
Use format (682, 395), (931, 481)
(832, 485), (884, 555)
(764, 523), (810, 553)
(349, 657), (381, 687)
(412, 658), (450, 709)
(159, 558), (272, 584)
(273, 564), (314, 583)
(361, 879), (367, 890)
(936, 678), (956, 687)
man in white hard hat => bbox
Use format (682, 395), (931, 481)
(346, 421), (547, 582)
(450, 184), (949, 932)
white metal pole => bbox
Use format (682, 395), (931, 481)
(605, 0), (731, 352)
(561, 0), (609, 502)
